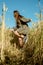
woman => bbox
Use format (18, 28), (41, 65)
(13, 10), (31, 48)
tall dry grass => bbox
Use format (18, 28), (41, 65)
(0, 21), (43, 65)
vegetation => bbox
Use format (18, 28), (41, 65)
(0, 21), (43, 65)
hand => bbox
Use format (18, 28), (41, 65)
(20, 35), (24, 38)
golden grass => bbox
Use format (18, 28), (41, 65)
(0, 21), (43, 65)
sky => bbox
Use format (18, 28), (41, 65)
(0, 0), (43, 28)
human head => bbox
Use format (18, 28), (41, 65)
(13, 10), (20, 19)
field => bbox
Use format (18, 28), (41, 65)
(0, 21), (43, 65)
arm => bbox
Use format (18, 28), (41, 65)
(10, 29), (24, 38)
